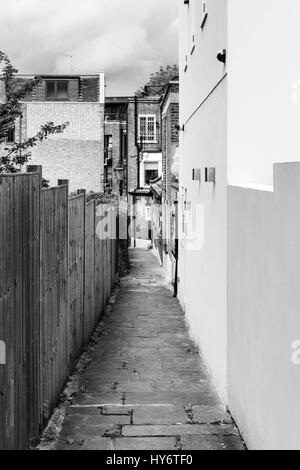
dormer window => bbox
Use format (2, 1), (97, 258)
(46, 80), (69, 101)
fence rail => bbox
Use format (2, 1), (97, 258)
(0, 170), (122, 449)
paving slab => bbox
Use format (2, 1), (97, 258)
(122, 424), (239, 437)
(181, 434), (245, 451)
(113, 437), (178, 451)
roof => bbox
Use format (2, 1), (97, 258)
(149, 176), (163, 199)
(106, 96), (131, 104)
(128, 188), (152, 197)
(10, 74), (102, 79)
(127, 95), (162, 104)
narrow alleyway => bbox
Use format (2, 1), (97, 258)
(57, 248), (244, 450)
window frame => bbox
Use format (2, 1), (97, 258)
(138, 114), (157, 144)
(45, 80), (70, 101)
(144, 168), (159, 185)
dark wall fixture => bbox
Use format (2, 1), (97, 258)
(217, 49), (227, 64)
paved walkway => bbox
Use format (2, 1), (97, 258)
(57, 248), (244, 450)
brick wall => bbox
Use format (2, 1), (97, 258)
(127, 97), (161, 193)
(81, 77), (99, 102)
(22, 102), (104, 192)
(161, 85), (179, 203)
(104, 121), (121, 193)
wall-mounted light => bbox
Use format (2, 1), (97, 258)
(205, 167), (216, 183)
(192, 169), (201, 181)
(217, 49), (226, 64)
(175, 124), (185, 132)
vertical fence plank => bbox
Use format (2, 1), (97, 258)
(69, 194), (85, 364)
(95, 203), (104, 321)
(84, 200), (95, 343)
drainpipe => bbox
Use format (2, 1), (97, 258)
(133, 95), (139, 247)
(134, 95), (140, 190)
(173, 201), (179, 298)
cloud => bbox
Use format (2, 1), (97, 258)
(0, 0), (178, 95)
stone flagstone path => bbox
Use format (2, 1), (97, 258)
(57, 247), (244, 450)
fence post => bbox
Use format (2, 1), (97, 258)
(27, 165), (42, 179)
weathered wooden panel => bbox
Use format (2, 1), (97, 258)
(84, 200), (95, 344)
(0, 173), (121, 450)
(40, 186), (68, 427)
(69, 194), (85, 364)
(95, 204), (104, 322)
(0, 173), (40, 449)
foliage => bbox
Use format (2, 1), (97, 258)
(136, 64), (179, 97)
(0, 51), (69, 184)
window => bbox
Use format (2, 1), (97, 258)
(6, 126), (15, 143)
(138, 115), (157, 143)
(201, 1), (208, 28)
(145, 169), (159, 184)
(144, 162), (159, 185)
(46, 80), (69, 100)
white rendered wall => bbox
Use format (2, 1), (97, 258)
(228, 0), (300, 186)
(178, 0), (228, 402)
(228, 162), (300, 450)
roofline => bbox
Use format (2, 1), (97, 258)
(160, 80), (179, 110)
(1, 73), (104, 79)
(127, 95), (162, 103)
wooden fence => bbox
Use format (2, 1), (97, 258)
(0, 170), (121, 449)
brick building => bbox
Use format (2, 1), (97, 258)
(1, 74), (105, 192)
(126, 95), (162, 194)
(103, 94), (163, 241)
(126, 95), (162, 241)
(104, 97), (128, 194)
(103, 86), (178, 246)
(150, 80), (179, 286)
(161, 79), (179, 203)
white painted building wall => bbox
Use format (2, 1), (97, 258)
(228, 163), (300, 450)
(228, 0), (300, 186)
(178, 0), (228, 402)
(179, 0), (300, 448)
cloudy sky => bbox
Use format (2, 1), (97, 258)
(0, 0), (178, 96)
